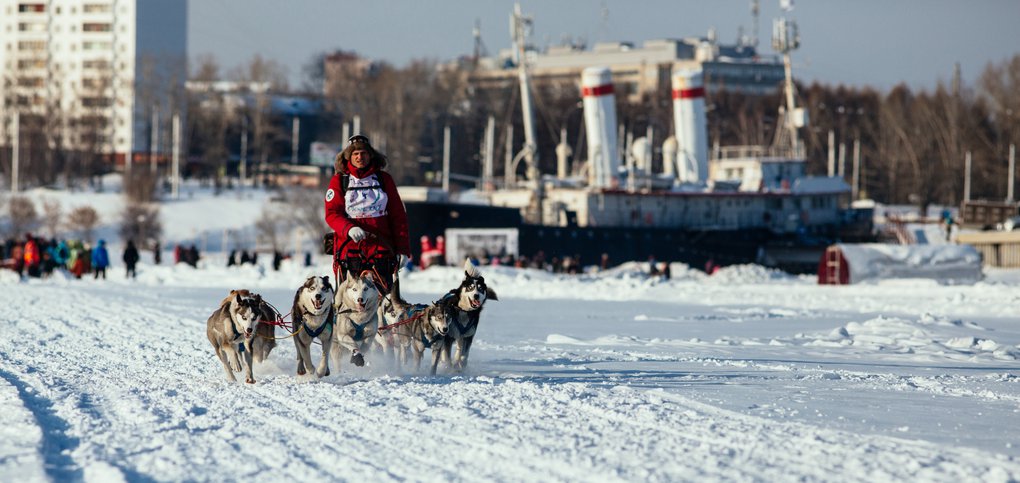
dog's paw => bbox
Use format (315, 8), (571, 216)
(351, 352), (365, 367)
(296, 365), (306, 376)
(323, 368), (331, 377)
(245, 377), (256, 384)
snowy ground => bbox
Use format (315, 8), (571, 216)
(3, 180), (1020, 481)
(1, 258), (1019, 482)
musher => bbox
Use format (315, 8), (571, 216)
(324, 134), (410, 293)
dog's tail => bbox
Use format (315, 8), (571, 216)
(463, 258), (480, 278)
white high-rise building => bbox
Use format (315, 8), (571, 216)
(0, 0), (186, 168)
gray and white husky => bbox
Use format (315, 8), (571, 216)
(439, 259), (498, 372)
(330, 270), (381, 371)
(291, 275), (336, 378)
(206, 290), (265, 383)
(377, 277), (450, 373)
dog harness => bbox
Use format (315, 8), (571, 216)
(229, 321), (246, 353)
(419, 332), (442, 349)
(303, 317), (332, 338)
(337, 308), (372, 342)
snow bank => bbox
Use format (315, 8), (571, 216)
(830, 243), (983, 285)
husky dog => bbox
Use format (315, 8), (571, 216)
(252, 298), (280, 364)
(377, 278), (449, 372)
(331, 270), (381, 370)
(206, 290), (265, 383)
(376, 277), (420, 365)
(412, 303), (452, 375)
(291, 275), (336, 377)
(439, 259), (498, 372)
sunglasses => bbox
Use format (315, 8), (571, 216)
(348, 134), (370, 145)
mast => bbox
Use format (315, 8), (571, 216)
(772, 1), (802, 156)
(511, 3), (539, 185)
(511, 3), (543, 222)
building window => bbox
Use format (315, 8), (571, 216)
(83, 23), (112, 32)
(83, 60), (111, 69)
(82, 41), (112, 51)
(17, 40), (46, 51)
(18, 22), (46, 32)
(18, 4), (46, 13)
(82, 97), (112, 108)
(17, 77), (45, 87)
(83, 4), (112, 13)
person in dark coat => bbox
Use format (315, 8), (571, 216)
(123, 240), (140, 278)
(153, 241), (162, 265)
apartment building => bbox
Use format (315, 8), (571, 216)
(0, 0), (186, 166)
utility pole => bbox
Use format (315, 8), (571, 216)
(240, 116), (248, 186)
(827, 129), (835, 177)
(442, 125), (451, 192)
(852, 139), (861, 201)
(12, 111), (19, 193)
(964, 151), (972, 203)
(172, 113), (181, 200)
(1008, 144), (1016, 202)
(150, 106), (159, 173)
(483, 116), (495, 191)
(291, 117), (300, 164)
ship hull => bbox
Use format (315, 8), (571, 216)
(405, 201), (841, 274)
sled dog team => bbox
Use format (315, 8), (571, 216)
(206, 259), (497, 383)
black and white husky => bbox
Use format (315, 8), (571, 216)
(439, 259), (498, 372)
(291, 275), (336, 378)
(206, 290), (265, 384)
(330, 270), (381, 370)
(377, 277), (450, 373)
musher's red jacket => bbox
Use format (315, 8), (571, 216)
(324, 162), (410, 261)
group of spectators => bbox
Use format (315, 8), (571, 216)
(464, 251), (611, 275)
(2, 233), (113, 279)
(0, 234), (171, 280)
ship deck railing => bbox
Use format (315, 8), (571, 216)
(714, 145), (805, 160)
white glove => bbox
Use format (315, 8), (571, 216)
(397, 254), (408, 268)
(348, 227), (367, 242)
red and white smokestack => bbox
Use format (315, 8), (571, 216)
(581, 67), (620, 189)
(672, 68), (708, 183)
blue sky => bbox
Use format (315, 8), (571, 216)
(189, 0), (1020, 91)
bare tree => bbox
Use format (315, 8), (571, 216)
(120, 202), (163, 248)
(255, 203), (288, 251)
(6, 196), (39, 238)
(67, 205), (100, 243)
(124, 170), (160, 204)
(280, 187), (329, 246)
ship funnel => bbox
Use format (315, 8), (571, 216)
(671, 68), (708, 183)
(581, 67), (620, 189)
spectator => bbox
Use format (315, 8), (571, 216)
(174, 245), (183, 264)
(152, 241), (162, 265)
(600, 252), (611, 271)
(123, 240), (140, 278)
(648, 255), (659, 277)
(91, 239), (110, 279)
(227, 250), (238, 267)
(272, 250), (283, 271)
(24, 234), (41, 278)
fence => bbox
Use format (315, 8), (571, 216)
(955, 231), (1020, 267)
